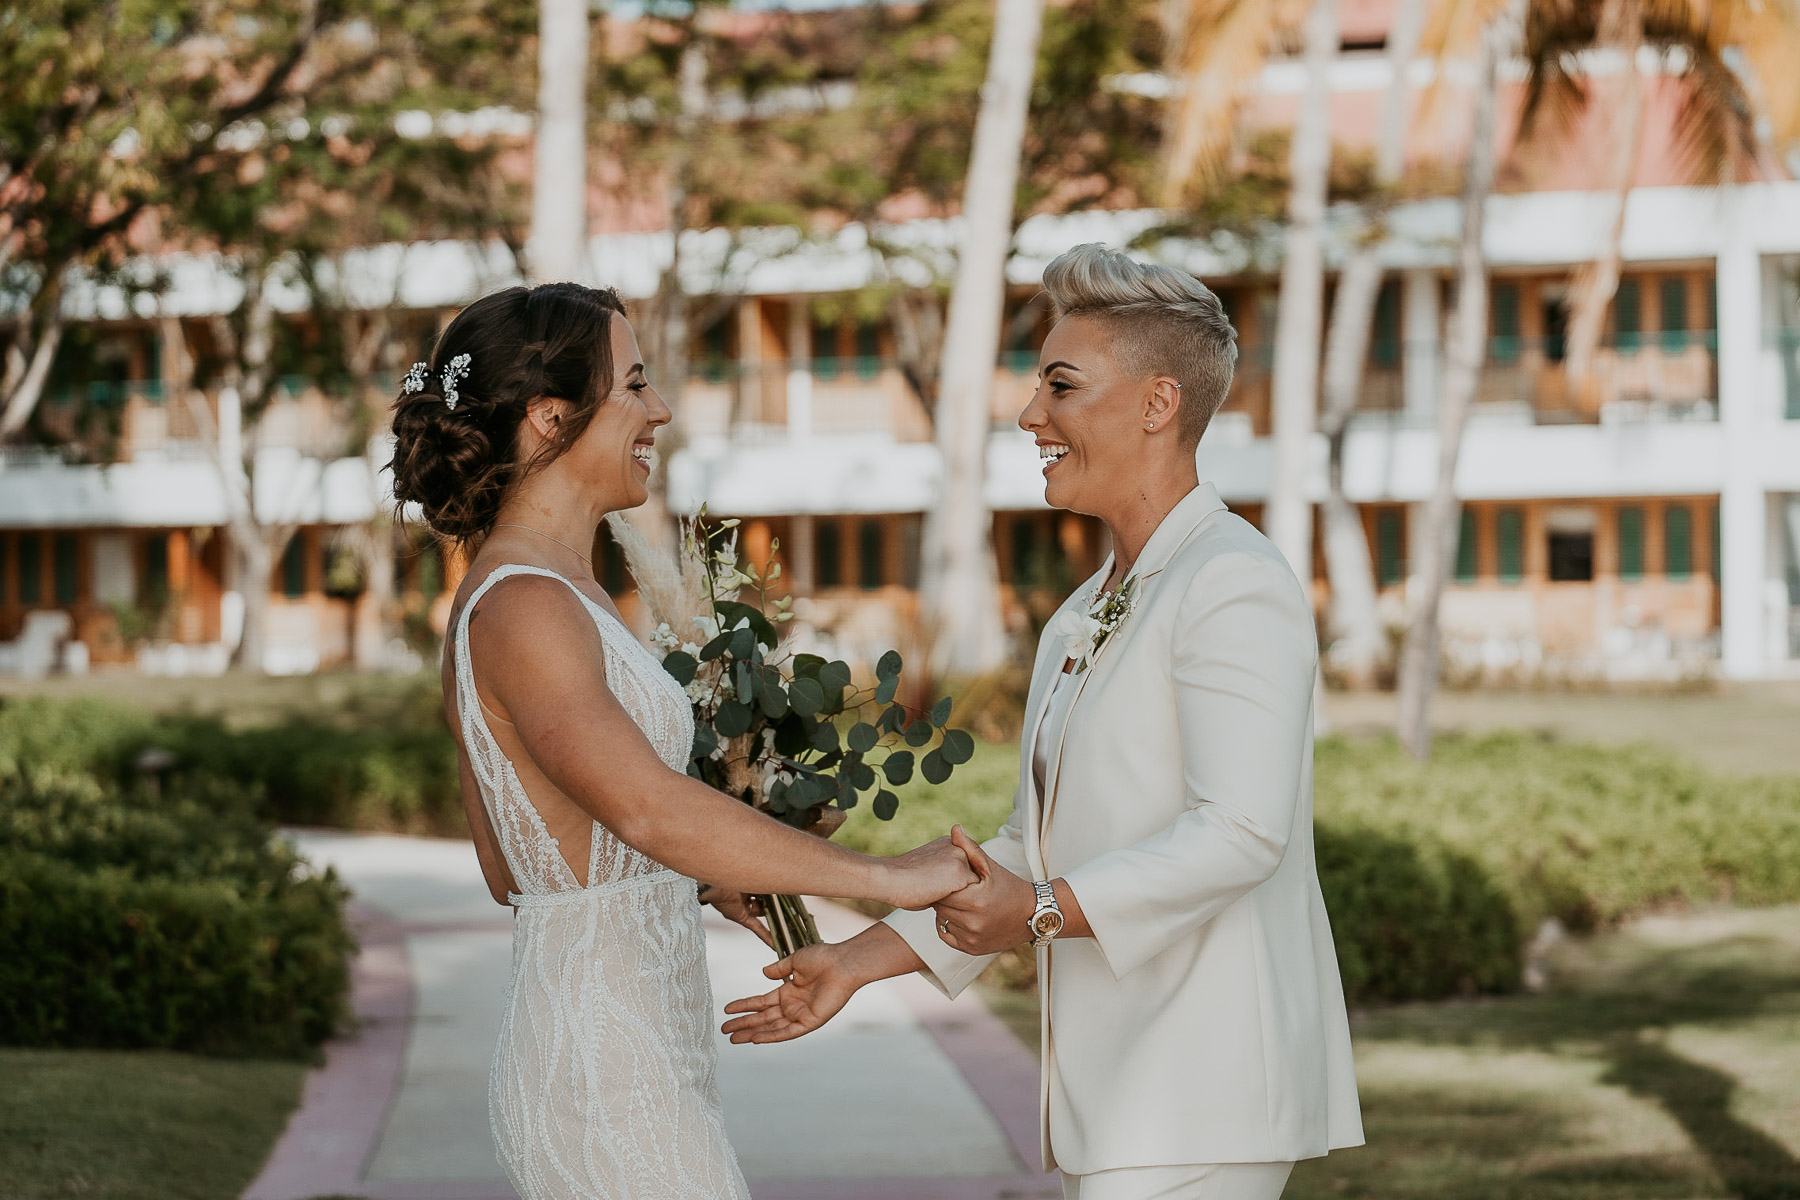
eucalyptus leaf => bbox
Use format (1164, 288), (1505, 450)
(921, 748), (951, 785)
(941, 728), (975, 765)
(735, 660), (756, 706)
(810, 722), (840, 754)
(729, 626), (757, 660)
(758, 669), (789, 718)
(793, 653), (826, 678)
(715, 700), (753, 738)
(788, 677), (824, 717)
(661, 651), (698, 686)
(766, 779), (790, 814)
(700, 631), (731, 661)
(690, 725), (718, 760)
(873, 789), (900, 820)
(876, 649), (903, 680)
(847, 722), (879, 753)
(874, 674), (899, 706)
(819, 660), (852, 693)
(882, 750), (915, 785)
(853, 763), (876, 790)
(878, 704), (906, 735)
(930, 696), (954, 728)
(715, 599), (778, 650)
(774, 714), (809, 756)
(904, 719), (935, 747)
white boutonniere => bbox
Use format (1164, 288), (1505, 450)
(1052, 575), (1139, 674)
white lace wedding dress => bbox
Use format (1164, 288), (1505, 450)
(451, 563), (752, 1200)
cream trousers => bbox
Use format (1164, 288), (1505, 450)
(1060, 1160), (1295, 1200)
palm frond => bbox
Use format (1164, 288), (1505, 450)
(1161, 0), (1290, 202)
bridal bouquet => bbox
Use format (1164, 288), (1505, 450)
(606, 511), (976, 957)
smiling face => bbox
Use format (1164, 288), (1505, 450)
(1018, 313), (1175, 517)
(536, 315), (670, 512)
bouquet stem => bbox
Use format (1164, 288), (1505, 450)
(757, 892), (822, 959)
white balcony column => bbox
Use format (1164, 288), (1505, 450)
(1402, 269), (1441, 420)
(786, 299), (814, 439)
(1716, 209), (1767, 679)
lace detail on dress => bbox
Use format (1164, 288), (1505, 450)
(450, 563), (748, 1200)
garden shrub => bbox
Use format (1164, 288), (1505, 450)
(0, 764), (352, 1057)
(1314, 823), (1521, 1004)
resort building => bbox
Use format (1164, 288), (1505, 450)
(5, 11), (1800, 683)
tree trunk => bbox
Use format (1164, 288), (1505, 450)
(1395, 0), (1523, 759)
(0, 288), (66, 439)
(1315, 0), (1425, 687)
(1264, 0), (1339, 583)
(1562, 0), (1645, 404)
(919, 0), (1044, 680)
(529, 0), (594, 285)
(234, 535), (276, 673)
(890, 289), (945, 418)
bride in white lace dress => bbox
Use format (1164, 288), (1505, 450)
(388, 283), (976, 1200)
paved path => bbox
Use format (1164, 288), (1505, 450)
(245, 830), (1057, 1200)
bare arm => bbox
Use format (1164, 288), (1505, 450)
(721, 922), (927, 1044)
(471, 576), (973, 909)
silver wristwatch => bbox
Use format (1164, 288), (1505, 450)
(1029, 880), (1065, 947)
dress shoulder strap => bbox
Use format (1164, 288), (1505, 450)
(452, 564), (599, 796)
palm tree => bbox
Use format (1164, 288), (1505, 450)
(529, 0), (595, 285)
(1529, 0), (1800, 404)
(1315, 0), (1428, 689)
(918, 0), (1046, 680)
(1394, 0), (1526, 759)
(1166, 0), (1341, 583)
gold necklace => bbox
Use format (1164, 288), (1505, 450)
(492, 523), (593, 570)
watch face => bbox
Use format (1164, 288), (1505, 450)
(1032, 909), (1064, 938)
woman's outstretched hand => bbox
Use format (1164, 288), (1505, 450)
(698, 885), (775, 950)
(881, 828), (980, 910)
(721, 941), (859, 1044)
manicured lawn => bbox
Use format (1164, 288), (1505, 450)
(0, 1047), (305, 1200)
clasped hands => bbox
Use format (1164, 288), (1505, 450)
(718, 827), (1052, 1045)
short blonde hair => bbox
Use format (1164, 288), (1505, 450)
(1041, 244), (1238, 446)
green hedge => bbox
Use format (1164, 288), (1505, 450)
(0, 696), (464, 836)
(0, 764), (353, 1057)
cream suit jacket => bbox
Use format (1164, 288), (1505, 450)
(886, 483), (1364, 1174)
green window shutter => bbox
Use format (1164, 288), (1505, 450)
(1490, 283), (1521, 363)
(810, 320), (840, 380)
(1617, 507), (1644, 581)
(53, 534), (77, 606)
(18, 532), (42, 605)
(143, 533), (170, 601)
(1659, 279), (1687, 353)
(1497, 509), (1524, 583)
(854, 325), (882, 380)
(1614, 280), (1640, 353)
(1372, 282), (1401, 368)
(1010, 518), (1036, 588)
(282, 535), (307, 598)
(1711, 503), (1721, 580)
(1455, 508), (1479, 583)
(816, 521), (841, 589)
(858, 520), (885, 590)
(1376, 510), (1405, 588)
(0, 532), (9, 603)
(1664, 505), (1692, 580)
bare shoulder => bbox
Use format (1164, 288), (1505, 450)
(464, 572), (609, 679)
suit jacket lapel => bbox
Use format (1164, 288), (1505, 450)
(1037, 483), (1229, 849)
(1020, 558), (1111, 876)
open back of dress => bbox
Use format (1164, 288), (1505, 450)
(451, 563), (751, 1200)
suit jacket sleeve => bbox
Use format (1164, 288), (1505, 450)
(1061, 551), (1318, 979)
(882, 788), (1033, 999)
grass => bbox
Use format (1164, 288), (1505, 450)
(0, 1047), (306, 1200)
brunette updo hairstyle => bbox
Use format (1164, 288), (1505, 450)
(389, 283), (628, 546)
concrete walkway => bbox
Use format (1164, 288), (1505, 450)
(245, 830), (1058, 1200)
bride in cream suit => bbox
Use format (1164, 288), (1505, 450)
(722, 243), (1363, 1199)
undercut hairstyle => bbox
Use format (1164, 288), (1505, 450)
(388, 283), (627, 550)
(1041, 243), (1238, 447)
